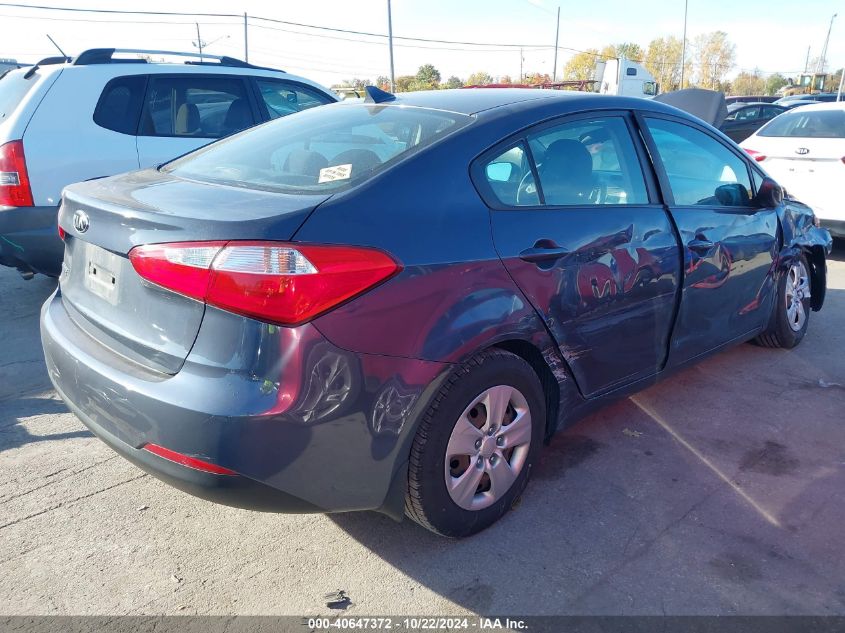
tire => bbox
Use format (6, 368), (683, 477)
(755, 254), (812, 349)
(405, 349), (545, 537)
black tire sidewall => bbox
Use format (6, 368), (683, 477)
(412, 352), (545, 537)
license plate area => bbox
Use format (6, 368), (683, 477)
(83, 246), (120, 305)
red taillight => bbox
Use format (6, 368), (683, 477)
(743, 148), (767, 162)
(142, 443), (237, 475)
(129, 241), (401, 326)
(58, 226), (66, 241)
(0, 140), (34, 207)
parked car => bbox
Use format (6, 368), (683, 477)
(0, 48), (336, 278)
(41, 87), (831, 537)
(725, 95), (778, 105)
(719, 102), (786, 142)
(741, 101), (845, 237)
(774, 93), (841, 109)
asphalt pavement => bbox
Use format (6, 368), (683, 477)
(1, 243), (844, 616)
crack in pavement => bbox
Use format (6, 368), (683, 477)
(0, 473), (148, 530)
(0, 456), (119, 505)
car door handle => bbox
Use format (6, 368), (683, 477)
(688, 239), (714, 253)
(519, 246), (571, 263)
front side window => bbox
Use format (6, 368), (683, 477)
(93, 75), (146, 134)
(527, 116), (649, 206)
(140, 76), (255, 138)
(758, 108), (845, 138)
(256, 79), (333, 119)
(165, 103), (471, 193)
(645, 118), (754, 207)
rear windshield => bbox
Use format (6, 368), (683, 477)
(165, 103), (472, 193)
(758, 108), (845, 138)
(0, 69), (36, 122)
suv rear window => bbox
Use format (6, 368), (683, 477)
(140, 76), (255, 138)
(758, 109), (845, 138)
(0, 69), (36, 122)
(93, 75), (146, 134)
(165, 103), (471, 193)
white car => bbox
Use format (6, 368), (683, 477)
(0, 48), (336, 277)
(740, 101), (845, 237)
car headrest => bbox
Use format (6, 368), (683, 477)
(223, 98), (252, 135)
(175, 103), (200, 135)
(284, 149), (329, 179)
(539, 139), (594, 205)
(329, 149), (382, 175)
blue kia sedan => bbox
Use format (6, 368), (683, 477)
(41, 88), (832, 537)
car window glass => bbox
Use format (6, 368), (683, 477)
(482, 144), (539, 206)
(758, 109), (845, 138)
(166, 104), (470, 193)
(761, 106), (782, 119)
(0, 69), (37, 122)
(140, 76), (254, 138)
(736, 106), (760, 121)
(256, 79), (333, 119)
(526, 116), (648, 206)
(646, 118), (753, 207)
(93, 75), (146, 135)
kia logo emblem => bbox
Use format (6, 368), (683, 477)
(72, 210), (90, 233)
(795, 147), (810, 155)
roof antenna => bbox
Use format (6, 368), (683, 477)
(363, 85), (396, 104)
(46, 34), (68, 58)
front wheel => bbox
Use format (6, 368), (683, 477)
(405, 349), (545, 537)
(755, 255), (812, 349)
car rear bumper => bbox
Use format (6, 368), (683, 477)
(0, 204), (63, 276)
(41, 288), (450, 515)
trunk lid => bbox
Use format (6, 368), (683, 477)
(58, 168), (330, 374)
(749, 136), (845, 219)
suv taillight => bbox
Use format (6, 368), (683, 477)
(129, 241), (401, 326)
(0, 140), (34, 207)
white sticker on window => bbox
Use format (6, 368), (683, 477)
(318, 164), (352, 183)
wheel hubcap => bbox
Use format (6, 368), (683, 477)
(785, 260), (810, 333)
(444, 385), (532, 511)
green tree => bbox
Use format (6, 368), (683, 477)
(563, 49), (599, 80)
(500, 74), (513, 84)
(394, 75), (416, 92)
(375, 75), (391, 90)
(731, 70), (766, 96)
(444, 76), (464, 89)
(691, 31), (735, 89)
(644, 36), (684, 92)
(601, 42), (644, 61)
(443, 76), (463, 89)
(415, 64), (441, 89)
(824, 68), (843, 93)
(765, 73), (789, 95)
(466, 71), (494, 86)
(340, 78), (372, 90)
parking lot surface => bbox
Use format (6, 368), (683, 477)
(1, 243), (844, 616)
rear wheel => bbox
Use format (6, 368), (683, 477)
(405, 349), (544, 537)
(756, 255), (811, 349)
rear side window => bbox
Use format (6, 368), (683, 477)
(758, 109), (845, 138)
(140, 76), (255, 138)
(481, 116), (648, 207)
(165, 103), (470, 193)
(646, 118), (753, 207)
(256, 79), (333, 119)
(93, 75), (146, 134)
(0, 69), (37, 122)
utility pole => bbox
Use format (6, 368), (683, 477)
(552, 6), (560, 82)
(837, 68), (844, 101)
(804, 46), (811, 72)
(520, 47), (524, 82)
(817, 13), (837, 74)
(387, 0), (395, 92)
(680, 0), (688, 88)
(244, 13), (249, 62)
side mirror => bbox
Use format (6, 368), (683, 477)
(756, 177), (784, 208)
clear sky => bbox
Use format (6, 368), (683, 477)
(0, 0), (842, 87)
